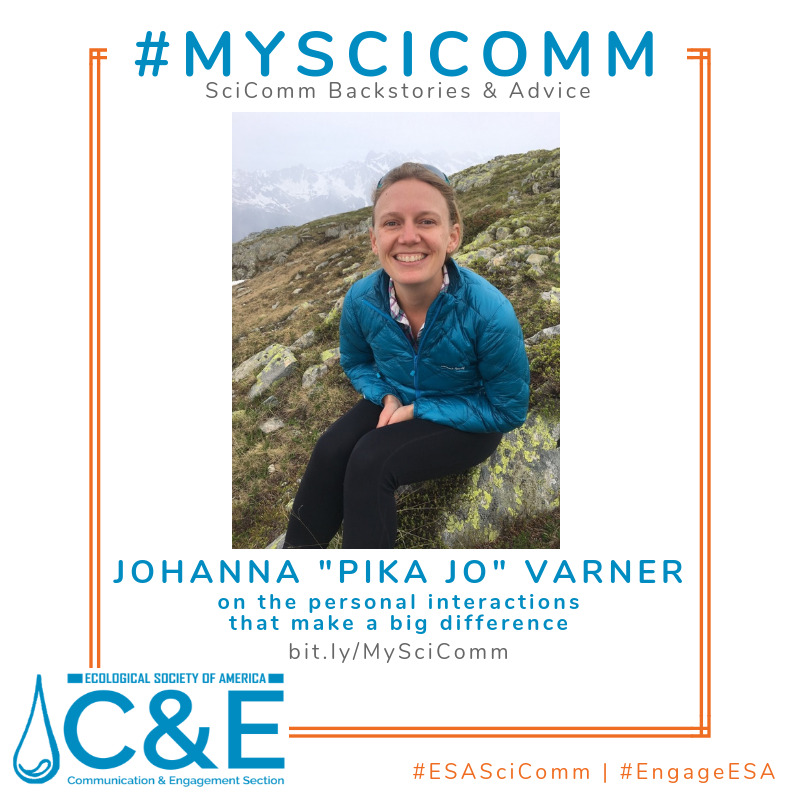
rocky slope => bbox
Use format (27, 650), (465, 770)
(232, 148), (560, 549)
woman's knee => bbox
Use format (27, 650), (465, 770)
(307, 428), (356, 473)
(306, 401), (382, 470)
(345, 432), (397, 489)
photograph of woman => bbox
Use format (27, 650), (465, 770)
(284, 163), (530, 549)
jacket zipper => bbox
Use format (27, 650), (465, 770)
(413, 295), (445, 399)
(362, 294), (446, 400)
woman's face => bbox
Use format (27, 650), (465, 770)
(370, 179), (460, 293)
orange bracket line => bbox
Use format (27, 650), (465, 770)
(289, 733), (710, 740)
(89, 47), (106, 670)
(291, 49), (713, 740)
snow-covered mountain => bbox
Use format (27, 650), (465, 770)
(232, 151), (483, 242)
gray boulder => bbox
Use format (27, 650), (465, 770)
(265, 533), (286, 550)
(526, 253), (549, 267)
(232, 233), (301, 280)
(465, 232), (494, 249)
(510, 245), (536, 260)
(259, 418), (285, 435)
(451, 168), (494, 191)
(324, 296), (345, 325)
(525, 325), (560, 345)
(320, 346), (341, 365)
(286, 302), (312, 321)
(324, 220), (369, 240)
(302, 364), (329, 389)
(233, 345), (281, 382)
(257, 235), (299, 262)
(439, 411), (560, 547)
(290, 330), (316, 351)
(541, 288), (560, 304)
(247, 346), (298, 399)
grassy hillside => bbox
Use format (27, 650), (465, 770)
(232, 149), (560, 548)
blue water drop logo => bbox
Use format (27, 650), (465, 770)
(13, 675), (60, 784)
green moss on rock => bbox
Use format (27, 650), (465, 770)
(439, 410), (560, 547)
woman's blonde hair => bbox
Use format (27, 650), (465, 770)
(371, 162), (463, 253)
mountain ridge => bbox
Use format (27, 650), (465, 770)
(232, 150), (484, 241)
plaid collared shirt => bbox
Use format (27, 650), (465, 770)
(387, 264), (449, 348)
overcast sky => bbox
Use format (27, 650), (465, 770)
(232, 112), (559, 172)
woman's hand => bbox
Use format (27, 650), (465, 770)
(377, 396), (414, 427)
(377, 395), (402, 427)
(388, 403), (414, 425)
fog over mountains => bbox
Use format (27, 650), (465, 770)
(232, 150), (484, 242)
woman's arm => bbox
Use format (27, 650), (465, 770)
(339, 292), (401, 406)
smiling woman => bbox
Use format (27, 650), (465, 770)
(284, 163), (530, 550)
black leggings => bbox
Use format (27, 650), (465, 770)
(284, 400), (503, 549)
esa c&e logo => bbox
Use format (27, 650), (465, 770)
(14, 674), (284, 784)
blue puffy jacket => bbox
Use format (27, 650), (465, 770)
(339, 259), (530, 433)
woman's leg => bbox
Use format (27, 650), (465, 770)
(284, 400), (382, 548)
(342, 420), (503, 548)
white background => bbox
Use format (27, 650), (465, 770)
(2, 1), (798, 797)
